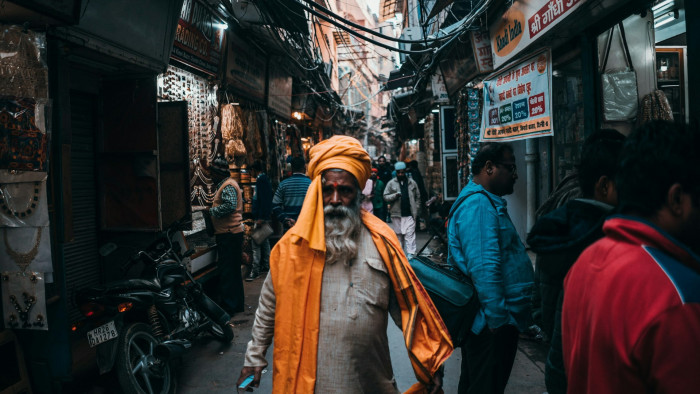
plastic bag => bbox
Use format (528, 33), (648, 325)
(601, 69), (638, 121)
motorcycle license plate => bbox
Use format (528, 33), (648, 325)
(87, 321), (118, 347)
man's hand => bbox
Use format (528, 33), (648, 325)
(428, 370), (444, 394)
(237, 366), (264, 391)
(284, 218), (296, 228)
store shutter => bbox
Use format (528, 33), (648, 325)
(63, 91), (101, 324)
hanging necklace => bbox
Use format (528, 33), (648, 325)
(3, 227), (42, 271)
(0, 182), (40, 218)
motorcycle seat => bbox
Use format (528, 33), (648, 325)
(100, 279), (161, 292)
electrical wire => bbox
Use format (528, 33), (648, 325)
(287, 0), (436, 54)
(297, 0), (460, 44)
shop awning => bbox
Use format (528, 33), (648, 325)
(248, 0), (309, 35)
(425, 0), (456, 23)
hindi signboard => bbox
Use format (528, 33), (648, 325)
(490, 0), (586, 69)
(267, 63), (292, 118)
(226, 33), (267, 104)
(481, 49), (552, 142)
(171, 0), (226, 77)
(470, 30), (494, 74)
(431, 74), (450, 104)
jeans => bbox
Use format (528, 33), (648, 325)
(251, 237), (270, 274)
(215, 232), (245, 315)
(458, 325), (519, 394)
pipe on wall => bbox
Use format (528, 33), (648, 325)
(525, 138), (538, 232)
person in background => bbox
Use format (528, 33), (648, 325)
(562, 121), (700, 394)
(529, 169), (582, 336)
(527, 129), (625, 394)
(371, 168), (387, 222)
(361, 169), (374, 213)
(383, 161), (420, 258)
(247, 160), (273, 282)
(447, 142), (534, 394)
(272, 156), (311, 231)
(407, 160), (428, 230)
(209, 156), (245, 315)
(376, 155), (393, 185)
(237, 136), (452, 393)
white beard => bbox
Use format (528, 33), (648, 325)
(324, 197), (362, 265)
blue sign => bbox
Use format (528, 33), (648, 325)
(512, 98), (529, 121)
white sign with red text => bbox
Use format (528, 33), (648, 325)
(490, 0), (587, 69)
(470, 30), (494, 74)
(481, 49), (552, 142)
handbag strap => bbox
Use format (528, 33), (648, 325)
(601, 25), (615, 72)
(601, 22), (634, 72)
(617, 22), (634, 71)
(443, 190), (497, 277)
(447, 190), (497, 222)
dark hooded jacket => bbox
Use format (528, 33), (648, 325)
(527, 199), (613, 394)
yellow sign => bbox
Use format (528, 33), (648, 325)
(492, 9), (525, 58)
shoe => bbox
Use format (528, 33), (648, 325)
(245, 271), (260, 282)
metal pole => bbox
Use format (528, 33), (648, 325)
(525, 138), (538, 231)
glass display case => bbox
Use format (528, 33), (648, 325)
(552, 59), (585, 186)
(655, 47), (686, 122)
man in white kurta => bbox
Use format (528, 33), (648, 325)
(244, 223), (402, 392)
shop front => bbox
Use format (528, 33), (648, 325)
(451, 0), (681, 239)
(1, 0), (185, 392)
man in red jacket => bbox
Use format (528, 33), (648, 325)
(562, 121), (700, 393)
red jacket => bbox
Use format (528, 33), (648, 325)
(562, 216), (700, 394)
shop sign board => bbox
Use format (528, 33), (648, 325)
(431, 74), (450, 104)
(481, 49), (552, 142)
(470, 30), (494, 74)
(267, 64), (292, 119)
(226, 33), (267, 104)
(490, 0), (586, 69)
(171, 0), (226, 77)
(438, 41), (478, 98)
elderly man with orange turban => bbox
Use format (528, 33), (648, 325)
(237, 136), (453, 393)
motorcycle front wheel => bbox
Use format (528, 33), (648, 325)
(116, 322), (175, 394)
(209, 320), (234, 343)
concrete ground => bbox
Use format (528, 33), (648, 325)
(176, 230), (547, 394)
(67, 230), (547, 393)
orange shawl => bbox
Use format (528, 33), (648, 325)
(270, 136), (453, 393)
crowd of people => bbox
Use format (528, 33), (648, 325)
(207, 119), (699, 393)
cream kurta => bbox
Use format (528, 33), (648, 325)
(245, 225), (401, 393)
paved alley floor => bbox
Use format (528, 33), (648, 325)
(176, 230), (547, 393)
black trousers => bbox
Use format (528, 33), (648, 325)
(458, 325), (519, 394)
(215, 232), (245, 315)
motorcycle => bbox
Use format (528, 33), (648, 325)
(74, 216), (234, 394)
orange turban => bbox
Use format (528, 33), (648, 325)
(289, 136), (371, 252)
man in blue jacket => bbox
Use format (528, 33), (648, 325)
(447, 142), (534, 394)
(272, 156), (311, 231)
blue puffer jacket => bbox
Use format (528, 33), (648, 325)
(447, 181), (534, 335)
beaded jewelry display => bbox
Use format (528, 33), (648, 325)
(0, 181), (40, 219)
(3, 227), (42, 272)
(2, 272), (44, 329)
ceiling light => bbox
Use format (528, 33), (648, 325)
(654, 14), (675, 28)
(652, 0), (673, 12)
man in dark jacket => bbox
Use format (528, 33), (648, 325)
(376, 155), (393, 185)
(527, 129), (625, 394)
(247, 160), (273, 281)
